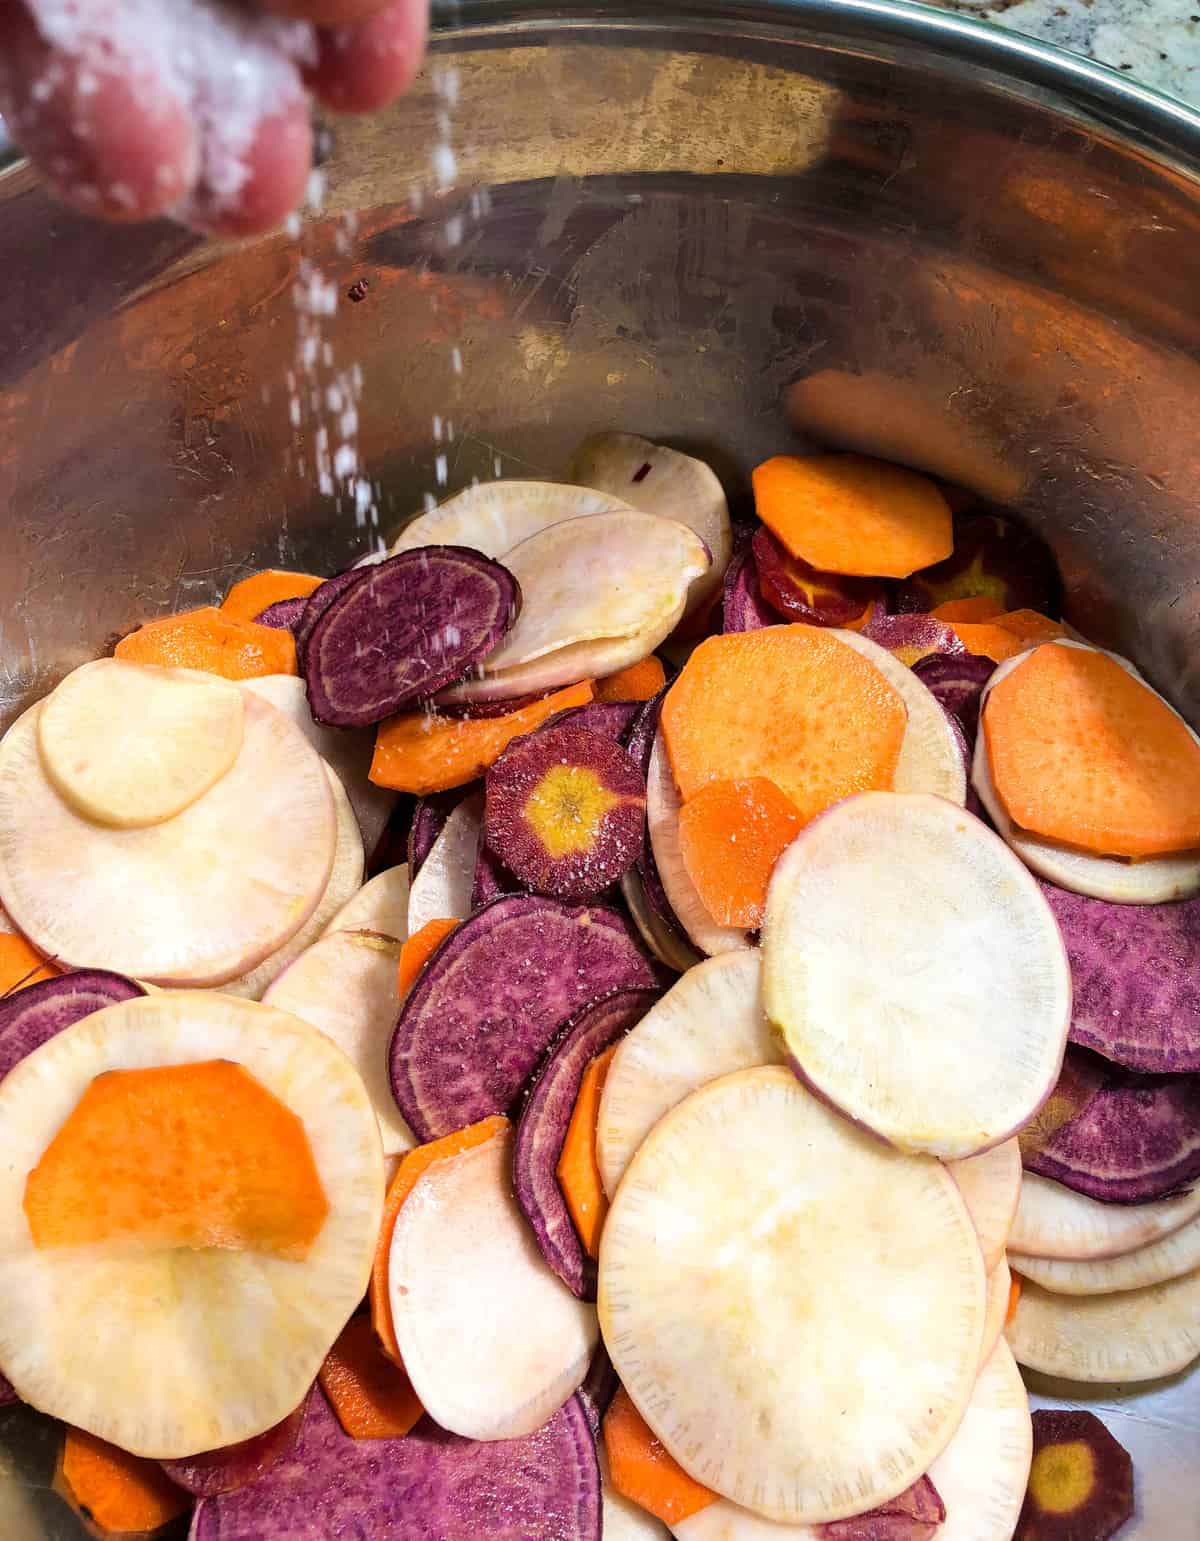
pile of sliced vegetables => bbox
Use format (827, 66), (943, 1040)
(0, 429), (1193, 1540)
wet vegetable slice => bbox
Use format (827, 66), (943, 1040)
(603, 1386), (716, 1527)
(595, 656), (667, 704)
(56, 1428), (189, 1538)
(548, 700), (642, 741)
(891, 512), (1060, 618)
(678, 777), (803, 929)
(221, 569), (323, 623)
(1015, 1411), (1132, 1541)
(1009, 1171), (1200, 1262)
(484, 724), (646, 901)
(115, 607), (297, 679)
(397, 918), (459, 1000)
(860, 610), (966, 667)
(317, 1314), (423, 1441)
(1011, 1209), (1200, 1295)
(751, 527), (879, 627)
(160, 1409), (304, 1498)
(0, 970), (143, 1081)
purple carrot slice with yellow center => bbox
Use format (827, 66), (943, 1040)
(1015, 1410), (1132, 1541)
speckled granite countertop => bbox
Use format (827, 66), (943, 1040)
(933, 0), (1200, 103)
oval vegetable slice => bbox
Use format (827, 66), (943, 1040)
(0, 969), (143, 1081)
(0, 991), (383, 1458)
(1016, 1409), (1133, 1541)
(764, 792), (1070, 1159)
(0, 695), (335, 986)
(598, 1066), (986, 1525)
(37, 659), (244, 828)
(1011, 1210), (1200, 1295)
(391, 479), (633, 557)
(389, 1123), (598, 1440)
(926, 1340), (1032, 1541)
(1006, 1269), (1200, 1382)
(324, 863), (410, 940)
(912, 652), (995, 747)
(407, 792), (482, 936)
(597, 952), (779, 1198)
(1008, 1171), (1200, 1261)
(946, 1138), (1022, 1273)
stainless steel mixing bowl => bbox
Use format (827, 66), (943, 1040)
(0, 2), (1197, 1535)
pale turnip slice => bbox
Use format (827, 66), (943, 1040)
(264, 929), (415, 1157)
(324, 863), (410, 941)
(832, 629), (967, 805)
(945, 1138), (1022, 1273)
(597, 951), (778, 1198)
(0, 696), (335, 987)
(764, 792), (1071, 1159)
(1008, 1170), (1200, 1261)
(598, 1065), (986, 1525)
(1011, 1209), (1200, 1295)
(388, 1124), (597, 1440)
(241, 673), (398, 855)
(980, 1256), (1012, 1369)
(1007, 1268), (1200, 1382)
(390, 479), (634, 558)
(407, 792), (483, 936)
(565, 434), (732, 621)
(926, 1340), (1032, 1541)
(646, 733), (753, 958)
(37, 659), (244, 829)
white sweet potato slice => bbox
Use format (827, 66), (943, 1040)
(264, 929), (415, 1157)
(764, 792), (1071, 1159)
(1011, 1210), (1200, 1295)
(407, 792), (482, 936)
(946, 1138), (1022, 1273)
(1007, 1269), (1200, 1382)
(324, 863), (411, 941)
(37, 659), (244, 828)
(980, 1256), (1012, 1369)
(0, 696), (335, 986)
(0, 991), (383, 1457)
(389, 1123), (597, 1440)
(597, 952), (779, 1198)
(927, 1340), (1032, 1541)
(1009, 1171), (1200, 1261)
(598, 1065), (986, 1525)
(390, 479), (633, 558)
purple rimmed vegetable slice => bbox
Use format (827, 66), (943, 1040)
(408, 788), (466, 880)
(191, 1385), (601, 1541)
(254, 597), (307, 634)
(0, 970), (143, 1082)
(546, 701), (641, 742)
(861, 610), (965, 667)
(295, 566), (370, 661)
(388, 893), (658, 1141)
(303, 546), (520, 727)
(435, 688), (556, 720)
(1015, 1410), (1132, 1541)
(722, 542), (776, 634)
(472, 844), (520, 908)
(751, 526), (879, 628)
(890, 511), (1061, 617)
(514, 987), (660, 1299)
(162, 1407), (304, 1498)
(912, 652), (996, 747)
(817, 1475), (945, 1540)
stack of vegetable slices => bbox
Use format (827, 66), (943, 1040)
(0, 432), (1191, 1539)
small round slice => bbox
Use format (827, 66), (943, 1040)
(1008, 1171), (1200, 1262)
(0, 991), (383, 1457)
(764, 792), (1071, 1159)
(926, 1340), (1032, 1541)
(946, 1138), (1023, 1273)
(390, 480), (634, 558)
(0, 695), (335, 986)
(1011, 1210), (1200, 1295)
(1006, 1269), (1200, 1382)
(37, 659), (245, 828)
(598, 1066), (986, 1525)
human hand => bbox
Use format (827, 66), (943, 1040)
(0, 0), (429, 233)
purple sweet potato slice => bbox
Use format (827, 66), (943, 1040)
(254, 597), (308, 633)
(1015, 1410), (1132, 1541)
(408, 789), (467, 880)
(514, 987), (659, 1299)
(1039, 881), (1200, 1073)
(546, 701), (641, 742)
(1018, 1046), (1109, 1164)
(752, 526), (879, 628)
(295, 566), (369, 661)
(912, 652), (996, 747)
(861, 610), (966, 667)
(891, 511), (1061, 617)
(818, 1475), (945, 1540)
(471, 843), (521, 909)
(484, 725), (646, 901)
(191, 1384), (600, 1541)
(722, 541), (777, 633)
(162, 1407), (304, 1498)
(0, 970), (143, 1082)
(389, 893), (658, 1141)
(303, 546), (521, 727)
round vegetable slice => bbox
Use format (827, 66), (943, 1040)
(407, 791), (482, 935)
(0, 991), (383, 1457)
(295, 567), (369, 661)
(912, 652), (995, 748)
(390, 1123), (598, 1440)
(1006, 1269), (1200, 1382)
(0, 969), (143, 1082)
(37, 659), (244, 828)
(980, 1256), (1013, 1368)
(722, 542), (776, 634)
(1016, 1409), (1133, 1541)
(324, 862), (411, 941)
(0, 695), (335, 986)
(946, 1137), (1022, 1272)
(764, 792), (1071, 1159)
(264, 929), (415, 1157)
(597, 952), (779, 1198)
(751, 527), (879, 629)
(925, 1340), (1032, 1541)
(1011, 1210), (1200, 1295)
(598, 1065), (986, 1524)
(1008, 1171), (1200, 1261)
(439, 628), (679, 706)
(391, 478), (633, 558)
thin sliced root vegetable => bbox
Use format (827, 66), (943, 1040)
(599, 1444), (672, 1541)
(407, 792), (481, 935)
(0, 992), (382, 1458)
(597, 951), (778, 1198)
(324, 863), (411, 942)
(390, 479), (633, 558)
(1009, 1171), (1200, 1261)
(678, 778), (803, 929)
(673, 1480), (944, 1540)
(159, 1407), (304, 1498)
(620, 863), (701, 975)
(945, 621), (1027, 663)
(558, 1043), (620, 1261)
(1011, 1209), (1200, 1295)
(596, 656), (668, 703)
(1007, 1268), (1200, 1382)
(603, 1385), (715, 1526)
(37, 660), (245, 828)
(0, 970), (143, 1083)
(598, 1066), (986, 1524)
(221, 569), (323, 623)
(764, 792), (1070, 1159)
(55, 1428), (189, 1537)
(1017, 1409), (1133, 1541)
(924, 1340), (1032, 1541)
(437, 622), (678, 706)
(317, 1314), (423, 1441)
(0, 696), (335, 986)
(0, 934), (60, 997)
(931, 596), (1007, 622)
(891, 510), (1060, 619)
(115, 606), (297, 679)
(389, 1123), (597, 1440)
(751, 525), (881, 629)
(946, 1138), (1022, 1273)
(397, 918), (459, 1000)
(981, 1257), (1013, 1368)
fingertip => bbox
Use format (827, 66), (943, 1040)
(180, 100), (313, 237)
(307, 0), (428, 115)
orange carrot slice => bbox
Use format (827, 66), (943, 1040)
(595, 657), (667, 704)
(24, 1061), (328, 1258)
(603, 1386), (716, 1525)
(678, 777), (804, 928)
(556, 1043), (619, 1259)
(660, 627), (907, 825)
(1006, 1273), (1022, 1326)
(0, 933), (60, 997)
(370, 681), (594, 795)
(318, 1314), (424, 1440)
(993, 608), (1069, 646)
(221, 569), (323, 622)
(369, 1115), (509, 1366)
(931, 596), (1006, 623)
(752, 454), (952, 578)
(56, 1427), (189, 1536)
(945, 621), (1027, 663)
(115, 607), (297, 679)
(398, 918), (459, 999)
(985, 643), (1200, 858)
